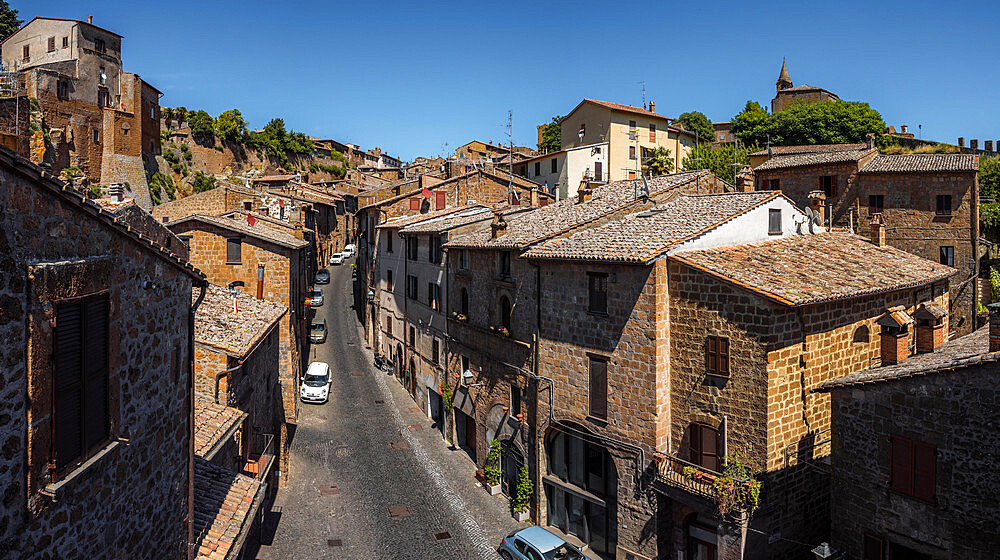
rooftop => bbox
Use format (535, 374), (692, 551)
(779, 84), (839, 95)
(194, 284), (286, 357)
(255, 174), (296, 182)
(753, 148), (874, 171)
(860, 154), (979, 173)
(445, 170), (716, 249)
(670, 232), (956, 306)
(816, 326), (998, 391)
(193, 457), (262, 560)
(170, 214), (308, 249)
(194, 393), (246, 459)
(522, 192), (780, 263)
(402, 206), (497, 234)
(376, 205), (476, 230)
(749, 143), (867, 157)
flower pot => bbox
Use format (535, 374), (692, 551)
(488, 484), (501, 496)
(514, 510), (530, 522)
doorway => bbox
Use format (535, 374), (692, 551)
(428, 390), (444, 434)
(501, 440), (524, 497)
(455, 410), (477, 463)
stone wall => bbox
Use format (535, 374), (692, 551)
(828, 364), (1000, 558)
(111, 203), (188, 260)
(0, 159), (194, 558)
(753, 158), (872, 226)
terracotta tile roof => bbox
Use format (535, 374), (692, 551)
(359, 169), (543, 212)
(445, 170), (715, 249)
(523, 192), (780, 263)
(781, 84), (839, 95)
(401, 206), (497, 234)
(194, 284), (286, 357)
(193, 457), (262, 560)
(170, 214), (309, 249)
(670, 232), (956, 306)
(581, 99), (671, 121)
(860, 154), (979, 173)
(255, 174), (296, 182)
(749, 143), (867, 157)
(816, 326), (998, 391)
(753, 149), (874, 171)
(194, 393), (246, 459)
(376, 205), (476, 230)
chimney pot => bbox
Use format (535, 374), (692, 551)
(901, 124), (908, 134)
(88, 15), (93, 24)
(959, 137), (965, 148)
(914, 303), (948, 353)
(971, 139), (979, 150)
(869, 213), (885, 247)
(865, 133), (876, 150)
(809, 190), (826, 226)
(578, 185), (594, 204)
(877, 307), (913, 365)
(987, 140), (994, 153)
(648, 100), (655, 113)
(490, 212), (507, 239)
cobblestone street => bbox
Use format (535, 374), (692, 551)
(255, 259), (525, 559)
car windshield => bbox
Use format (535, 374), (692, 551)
(311, 323), (325, 332)
(310, 291), (322, 297)
(304, 374), (327, 387)
(544, 544), (584, 560)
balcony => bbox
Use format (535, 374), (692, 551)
(652, 451), (722, 502)
(241, 432), (275, 481)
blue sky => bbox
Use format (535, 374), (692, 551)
(20, 0), (1000, 161)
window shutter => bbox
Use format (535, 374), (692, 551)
(409, 197), (420, 210)
(83, 296), (109, 449)
(702, 426), (719, 471)
(589, 358), (607, 418)
(690, 424), (702, 464)
(831, 176), (838, 197)
(48, 36), (56, 52)
(435, 191), (446, 210)
(719, 338), (730, 374)
(913, 442), (936, 501)
(706, 337), (717, 373)
(862, 535), (883, 560)
(890, 436), (913, 494)
(227, 238), (241, 263)
(54, 302), (84, 469)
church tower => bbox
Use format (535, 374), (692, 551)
(776, 59), (793, 93)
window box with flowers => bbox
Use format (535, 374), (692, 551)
(489, 325), (511, 338)
(451, 311), (467, 322)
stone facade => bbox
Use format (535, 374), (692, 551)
(0, 150), (202, 558)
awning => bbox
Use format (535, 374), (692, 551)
(453, 386), (475, 417)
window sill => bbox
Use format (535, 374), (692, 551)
(768, 230), (782, 236)
(225, 261), (242, 265)
(45, 440), (120, 499)
(586, 310), (608, 317)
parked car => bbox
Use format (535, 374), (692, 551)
(343, 244), (357, 257)
(310, 319), (327, 343)
(306, 288), (324, 307)
(498, 527), (585, 560)
(314, 269), (330, 284)
(300, 361), (332, 404)
(330, 252), (345, 265)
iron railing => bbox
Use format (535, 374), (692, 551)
(242, 432), (275, 481)
(652, 451), (723, 500)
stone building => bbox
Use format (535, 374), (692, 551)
(166, 212), (309, 485)
(0, 147), (205, 558)
(771, 60), (841, 113)
(816, 323), (1000, 559)
(2, 16), (162, 201)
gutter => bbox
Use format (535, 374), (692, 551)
(201, 411), (249, 462)
(188, 281), (207, 560)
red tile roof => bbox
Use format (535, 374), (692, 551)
(749, 143), (867, 157)
(754, 149), (875, 171)
(193, 393), (246, 460)
(193, 458), (262, 560)
(860, 154), (979, 173)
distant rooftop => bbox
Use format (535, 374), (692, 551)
(749, 143), (867, 157)
(754, 148), (874, 171)
(170, 214), (308, 249)
(860, 154), (979, 173)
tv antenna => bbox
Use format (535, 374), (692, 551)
(638, 80), (646, 109)
(505, 110), (513, 195)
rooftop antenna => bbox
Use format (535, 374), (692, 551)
(730, 138), (743, 191)
(638, 80), (646, 109)
(505, 110), (513, 198)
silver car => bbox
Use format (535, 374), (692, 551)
(309, 319), (327, 343)
(498, 526), (585, 560)
(306, 288), (324, 307)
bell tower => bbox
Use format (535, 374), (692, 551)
(776, 59), (793, 93)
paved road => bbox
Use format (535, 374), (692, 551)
(255, 258), (524, 559)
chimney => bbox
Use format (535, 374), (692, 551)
(987, 140), (994, 153)
(735, 166), (754, 192)
(869, 213), (885, 246)
(914, 302), (947, 353)
(900, 124), (908, 134)
(865, 133), (876, 150)
(959, 137), (965, 148)
(529, 187), (539, 207)
(877, 307), (913, 366)
(88, 15), (93, 24)
(648, 100), (655, 113)
(490, 212), (507, 239)
(808, 190), (826, 226)
(990, 303), (1000, 352)
(971, 139), (979, 150)
(294, 223), (304, 240)
(577, 184), (594, 204)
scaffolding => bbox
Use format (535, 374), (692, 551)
(0, 66), (25, 138)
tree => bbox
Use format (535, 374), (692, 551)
(731, 99), (884, 147)
(189, 170), (217, 193)
(677, 111), (715, 143)
(980, 156), (1000, 201)
(214, 109), (247, 142)
(187, 110), (215, 143)
(0, 1), (21, 43)
(537, 116), (562, 153)
(644, 147), (674, 176)
(682, 142), (754, 185)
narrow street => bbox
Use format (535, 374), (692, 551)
(255, 258), (524, 559)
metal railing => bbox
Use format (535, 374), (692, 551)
(782, 429), (831, 472)
(242, 432), (275, 481)
(652, 451), (724, 500)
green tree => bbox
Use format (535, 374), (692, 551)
(214, 109), (247, 142)
(731, 99), (884, 147)
(537, 115), (562, 153)
(729, 101), (770, 146)
(980, 156), (1000, 200)
(677, 111), (714, 143)
(189, 170), (218, 193)
(0, 1), (22, 43)
(682, 142), (753, 185)
(187, 110), (215, 143)
(644, 147), (674, 176)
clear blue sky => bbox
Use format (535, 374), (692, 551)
(20, 0), (1000, 161)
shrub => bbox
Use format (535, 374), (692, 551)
(170, 163), (183, 173)
(484, 439), (502, 486)
(88, 184), (102, 198)
(513, 465), (532, 513)
(190, 170), (218, 193)
(179, 143), (190, 153)
(713, 452), (762, 517)
(184, 151), (193, 161)
(163, 150), (179, 164)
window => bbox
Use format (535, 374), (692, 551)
(406, 275), (418, 300)
(628, 171), (636, 180)
(435, 191), (446, 210)
(768, 208), (782, 235)
(852, 325), (870, 343)
(820, 175), (837, 197)
(705, 335), (730, 376)
(649, 123), (656, 142)
(535, 162), (541, 176)
(460, 249), (468, 269)
(551, 158), (558, 173)
(579, 123), (585, 138)
(594, 162), (602, 181)
(768, 178), (780, 190)
(53, 293), (110, 471)
(462, 356), (470, 375)
(869, 194), (885, 216)
(98, 87), (110, 107)
(690, 423), (720, 471)
(862, 535), (883, 560)
(94, 38), (106, 53)
(409, 197), (421, 211)
(499, 251), (511, 277)
(428, 282), (441, 310)
(629, 146), (636, 160)
(386, 315), (393, 336)
(48, 36), (56, 52)
(588, 272), (608, 314)
(588, 356), (608, 419)
(498, 295), (512, 331)
(940, 246), (954, 267)
(386, 269), (393, 291)
(890, 435), (936, 502)
(22, 44), (29, 61)
(177, 235), (192, 247)
(936, 194), (952, 216)
(57, 79), (70, 100)
(460, 288), (469, 316)
(629, 119), (636, 131)
(406, 237), (418, 261)
(430, 237), (442, 264)
(409, 325), (416, 346)
(93, 129), (100, 144)
(432, 339), (439, 364)
(511, 384), (522, 417)
(386, 231), (393, 253)
(226, 238), (241, 264)
(62, 36), (68, 48)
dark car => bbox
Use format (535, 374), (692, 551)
(315, 269), (331, 284)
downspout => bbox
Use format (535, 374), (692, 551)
(214, 362), (242, 405)
(188, 281), (207, 560)
(972, 171), (981, 328)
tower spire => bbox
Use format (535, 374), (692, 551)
(777, 58), (792, 92)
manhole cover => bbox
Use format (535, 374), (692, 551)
(408, 424), (422, 431)
(327, 539), (343, 547)
(390, 440), (408, 450)
(374, 399), (384, 404)
(319, 486), (340, 495)
(388, 506), (411, 518)
(434, 531), (452, 540)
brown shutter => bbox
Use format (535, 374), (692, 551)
(48, 37), (56, 52)
(706, 337), (717, 373)
(83, 296), (109, 449)
(435, 191), (446, 210)
(720, 338), (730, 374)
(54, 302), (84, 469)
(862, 535), (883, 560)
(702, 426), (719, 471)
(690, 424), (702, 464)
(831, 175), (838, 197)
(890, 436), (913, 494)
(409, 197), (420, 210)
(913, 442), (936, 501)
(227, 238), (241, 263)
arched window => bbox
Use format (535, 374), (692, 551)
(460, 288), (469, 316)
(499, 295), (512, 331)
(853, 325), (870, 343)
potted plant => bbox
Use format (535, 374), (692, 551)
(497, 326), (510, 338)
(484, 439), (502, 495)
(513, 464), (532, 522)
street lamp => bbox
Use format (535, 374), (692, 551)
(811, 543), (837, 560)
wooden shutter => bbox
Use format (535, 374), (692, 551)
(649, 123), (656, 142)
(589, 358), (607, 418)
(719, 338), (730, 374)
(83, 296), (109, 450)
(54, 301), (84, 469)
(890, 436), (913, 494)
(701, 426), (719, 471)
(913, 442), (936, 501)
(435, 191), (446, 210)
(862, 535), (883, 560)
(706, 337), (718, 373)
(830, 176), (838, 197)
(594, 162), (602, 181)
(690, 424), (702, 464)
(48, 37), (56, 52)
(409, 197), (420, 210)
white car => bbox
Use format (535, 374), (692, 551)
(300, 362), (332, 404)
(343, 244), (356, 257)
(330, 252), (345, 265)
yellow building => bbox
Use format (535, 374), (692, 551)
(559, 98), (696, 182)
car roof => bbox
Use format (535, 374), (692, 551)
(311, 318), (326, 326)
(514, 526), (565, 552)
(306, 361), (330, 376)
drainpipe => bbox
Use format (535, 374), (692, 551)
(257, 263), (265, 300)
(214, 362), (243, 405)
(188, 281), (207, 560)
